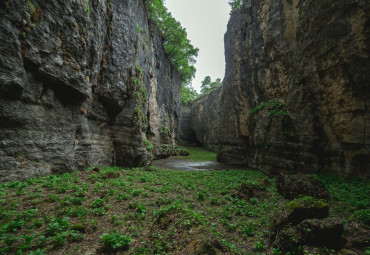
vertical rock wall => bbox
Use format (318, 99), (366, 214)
(0, 0), (181, 182)
(190, 86), (222, 151)
(191, 0), (370, 177)
(179, 106), (196, 146)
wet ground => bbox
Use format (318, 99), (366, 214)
(153, 157), (245, 171)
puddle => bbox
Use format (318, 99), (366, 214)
(153, 158), (244, 171)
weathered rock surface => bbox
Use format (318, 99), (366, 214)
(270, 197), (329, 240)
(276, 174), (330, 200)
(346, 220), (370, 249)
(276, 218), (346, 252)
(0, 0), (181, 182)
(191, 0), (370, 177)
(190, 86), (222, 152)
(179, 106), (197, 146)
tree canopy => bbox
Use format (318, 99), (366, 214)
(228, 0), (242, 12)
(146, 0), (198, 85)
(181, 86), (198, 106)
(200, 76), (221, 94)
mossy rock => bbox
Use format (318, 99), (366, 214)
(285, 196), (329, 225)
(270, 196), (329, 243)
(172, 147), (190, 156)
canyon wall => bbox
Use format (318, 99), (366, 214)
(190, 86), (222, 151)
(0, 0), (181, 182)
(192, 0), (370, 177)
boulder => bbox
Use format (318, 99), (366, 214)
(346, 220), (370, 248)
(295, 218), (346, 249)
(270, 197), (329, 244)
(275, 218), (346, 252)
(284, 197), (329, 225)
(276, 174), (330, 200)
(172, 147), (190, 156)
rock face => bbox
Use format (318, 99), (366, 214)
(179, 106), (197, 146)
(0, 0), (181, 182)
(191, 0), (370, 177)
(190, 86), (222, 151)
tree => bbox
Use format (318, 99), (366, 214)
(181, 86), (198, 106)
(200, 76), (221, 94)
(228, 0), (242, 12)
(146, 0), (198, 84)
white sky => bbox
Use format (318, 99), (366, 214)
(164, 0), (231, 93)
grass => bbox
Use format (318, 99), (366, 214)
(0, 165), (368, 254)
(175, 146), (217, 161)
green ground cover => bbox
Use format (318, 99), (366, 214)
(0, 158), (368, 254)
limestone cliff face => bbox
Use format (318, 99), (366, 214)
(192, 0), (370, 177)
(190, 86), (222, 151)
(0, 0), (181, 182)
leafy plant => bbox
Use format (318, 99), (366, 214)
(350, 209), (370, 226)
(101, 230), (132, 251)
(46, 217), (70, 236)
(255, 239), (265, 250)
(240, 221), (255, 237)
(181, 86), (198, 106)
(160, 125), (170, 135)
(197, 192), (205, 201)
(92, 198), (104, 208)
(85, 0), (90, 14)
(200, 76), (221, 95)
(228, 0), (242, 12)
(249, 101), (285, 115)
(143, 139), (153, 150)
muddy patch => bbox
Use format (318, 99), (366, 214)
(153, 158), (245, 171)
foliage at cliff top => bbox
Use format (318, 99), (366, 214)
(181, 85), (198, 106)
(200, 76), (221, 95)
(146, 0), (198, 85)
(229, 0), (243, 12)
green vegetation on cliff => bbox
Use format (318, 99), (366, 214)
(181, 85), (198, 106)
(200, 76), (221, 95)
(146, 0), (198, 85)
(228, 0), (242, 12)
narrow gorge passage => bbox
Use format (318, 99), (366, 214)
(154, 147), (245, 171)
(0, 0), (369, 254)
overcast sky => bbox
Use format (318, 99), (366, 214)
(165, 0), (231, 93)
